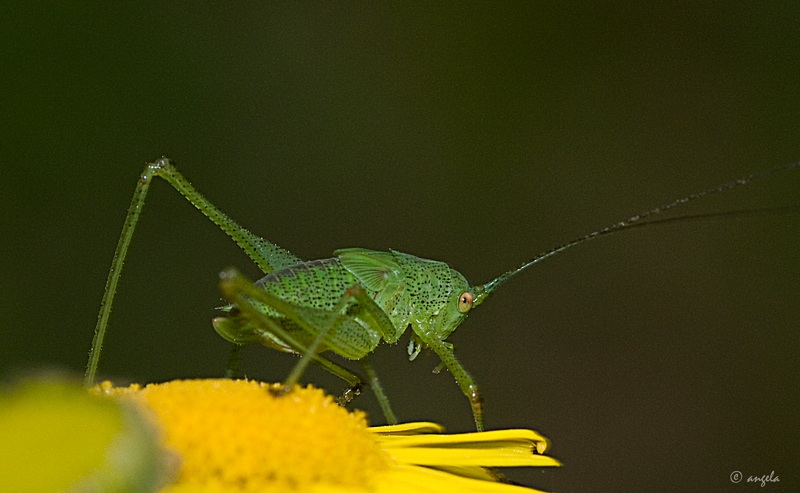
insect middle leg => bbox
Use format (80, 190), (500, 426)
(284, 284), (397, 424)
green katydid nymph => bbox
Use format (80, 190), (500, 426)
(84, 158), (798, 431)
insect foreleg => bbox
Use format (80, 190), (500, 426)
(425, 334), (484, 431)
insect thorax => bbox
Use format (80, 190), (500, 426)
(378, 251), (471, 341)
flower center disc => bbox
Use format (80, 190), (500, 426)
(97, 379), (388, 491)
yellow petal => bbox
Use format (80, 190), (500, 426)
(379, 429), (558, 467)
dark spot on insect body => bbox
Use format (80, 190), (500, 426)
(260, 273), (279, 284)
(307, 259), (329, 270)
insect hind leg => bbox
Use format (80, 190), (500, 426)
(217, 267), (365, 404)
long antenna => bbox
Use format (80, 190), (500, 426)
(473, 161), (800, 305)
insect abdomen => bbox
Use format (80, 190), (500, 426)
(254, 258), (385, 358)
(255, 258), (361, 310)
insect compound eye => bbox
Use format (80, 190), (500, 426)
(457, 292), (474, 313)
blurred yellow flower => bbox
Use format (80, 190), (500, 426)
(0, 378), (166, 493)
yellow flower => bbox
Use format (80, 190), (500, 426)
(2, 377), (559, 492)
(0, 377), (167, 493)
(94, 379), (560, 493)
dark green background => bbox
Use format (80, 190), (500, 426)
(3, 3), (798, 492)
